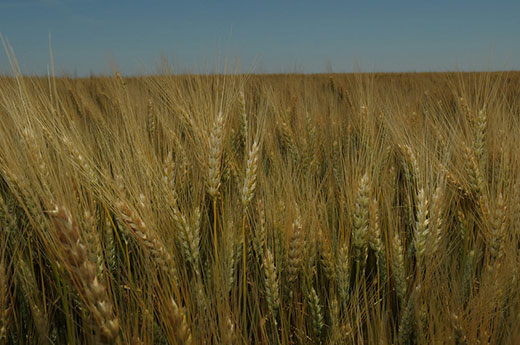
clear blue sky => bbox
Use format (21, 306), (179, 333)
(1, 0), (519, 75)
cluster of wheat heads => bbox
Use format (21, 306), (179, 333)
(0, 71), (519, 345)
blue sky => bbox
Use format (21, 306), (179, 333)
(0, 0), (519, 75)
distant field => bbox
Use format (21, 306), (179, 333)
(0, 71), (519, 344)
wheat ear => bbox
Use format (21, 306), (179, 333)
(352, 173), (369, 270)
(241, 140), (259, 209)
(337, 243), (351, 304)
(306, 286), (324, 339)
(208, 111), (224, 198)
(263, 248), (280, 317)
(392, 233), (407, 303)
(116, 201), (177, 281)
(168, 298), (193, 345)
(287, 212), (304, 286)
(208, 111), (224, 258)
(414, 188), (430, 267)
(49, 205), (120, 343)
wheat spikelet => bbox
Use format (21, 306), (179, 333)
(177, 207), (201, 278)
(472, 108), (487, 164)
(208, 111), (224, 198)
(238, 89), (248, 149)
(392, 233), (406, 303)
(166, 191), (190, 239)
(168, 298), (193, 345)
(400, 144), (420, 186)
(287, 212), (304, 285)
(115, 201), (177, 281)
(488, 193), (506, 261)
(279, 120), (298, 161)
(414, 188), (430, 265)
(368, 200), (383, 254)
(263, 248), (280, 315)
(398, 285), (418, 345)
(368, 199), (387, 285)
(459, 96), (472, 119)
(328, 295), (339, 336)
(462, 250), (475, 303)
(337, 243), (351, 304)
(462, 143), (485, 197)
(352, 173), (370, 266)
(307, 286), (324, 339)
(428, 186), (444, 257)
(223, 222), (239, 294)
(254, 199), (266, 257)
(103, 213), (117, 273)
(84, 210), (104, 278)
(49, 205), (120, 343)
(318, 229), (336, 282)
(241, 140), (259, 209)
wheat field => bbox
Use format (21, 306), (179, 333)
(0, 69), (519, 345)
